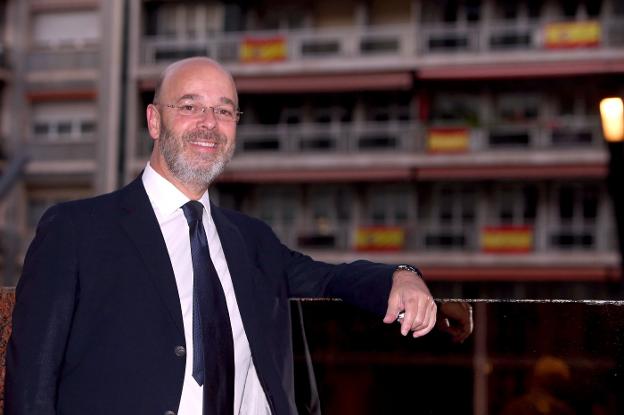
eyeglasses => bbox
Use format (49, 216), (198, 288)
(160, 103), (243, 123)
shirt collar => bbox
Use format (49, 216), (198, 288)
(142, 162), (211, 218)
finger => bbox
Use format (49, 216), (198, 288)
(412, 297), (435, 330)
(413, 301), (437, 338)
(402, 298), (428, 336)
(412, 317), (435, 337)
(383, 293), (403, 324)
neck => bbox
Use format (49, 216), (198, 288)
(149, 157), (208, 200)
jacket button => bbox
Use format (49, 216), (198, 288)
(174, 345), (186, 357)
(164, 411), (176, 415)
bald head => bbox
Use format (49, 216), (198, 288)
(153, 57), (238, 106)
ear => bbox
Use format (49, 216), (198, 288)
(146, 104), (161, 140)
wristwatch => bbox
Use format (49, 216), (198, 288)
(394, 264), (423, 279)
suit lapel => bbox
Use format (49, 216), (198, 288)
(212, 205), (291, 411)
(210, 205), (259, 333)
(118, 177), (185, 336)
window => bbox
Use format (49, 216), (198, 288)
(366, 185), (412, 226)
(492, 185), (537, 225)
(430, 94), (480, 125)
(32, 10), (99, 48)
(31, 101), (96, 141)
(298, 187), (353, 249)
(251, 187), (300, 246)
(422, 185), (477, 249)
(550, 183), (599, 250)
(495, 94), (540, 123)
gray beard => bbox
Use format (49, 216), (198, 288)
(158, 127), (233, 187)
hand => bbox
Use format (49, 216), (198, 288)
(383, 270), (436, 338)
(436, 302), (473, 343)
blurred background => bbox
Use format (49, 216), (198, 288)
(1, 1), (624, 413)
(1, 0), (622, 298)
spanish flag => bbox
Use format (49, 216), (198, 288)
(544, 21), (601, 49)
(427, 128), (469, 153)
(240, 36), (287, 63)
(481, 226), (533, 253)
(355, 226), (405, 252)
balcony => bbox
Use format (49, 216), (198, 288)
(233, 118), (602, 156)
(140, 17), (624, 69)
(274, 220), (612, 255)
(26, 136), (96, 162)
(27, 46), (99, 72)
(237, 121), (421, 154)
(129, 117), (605, 181)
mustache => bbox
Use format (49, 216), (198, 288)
(182, 129), (225, 143)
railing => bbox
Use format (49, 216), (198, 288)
(256, 220), (612, 254)
(141, 17), (624, 65)
(27, 138), (97, 161)
(27, 47), (99, 72)
(233, 119), (601, 156)
(236, 121), (421, 154)
(133, 118), (603, 161)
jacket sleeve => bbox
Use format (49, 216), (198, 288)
(5, 205), (79, 415)
(253, 220), (395, 317)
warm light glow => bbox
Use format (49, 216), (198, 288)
(600, 97), (624, 142)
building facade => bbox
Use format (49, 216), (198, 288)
(0, 0), (622, 291)
(1, 1), (623, 413)
(125, 0), (624, 298)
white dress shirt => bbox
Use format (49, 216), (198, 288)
(142, 163), (271, 415)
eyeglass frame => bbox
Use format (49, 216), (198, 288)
(155, 102), (243, 123)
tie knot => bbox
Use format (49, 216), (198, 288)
(182, 200), (204, 225)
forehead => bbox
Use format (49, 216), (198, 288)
(160, 60), (237, 103)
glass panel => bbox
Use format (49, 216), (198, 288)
(80, 120), (96, 134)
(294, 300), (624, 414)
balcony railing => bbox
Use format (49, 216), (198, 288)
(27, 47), (99, 72)
(133, 117), (602, 162)
(256, 220), (612, 255)
(237, 121), (421, 154)
(233, 118), (601, 156)
(141, 17), (624, 65)
(27, 137), (96, 161)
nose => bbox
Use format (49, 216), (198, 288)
(196, 107), (217, 130)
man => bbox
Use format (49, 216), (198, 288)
(5, 57), (436, 415)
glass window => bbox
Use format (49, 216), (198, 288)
(495, 94), (540, 123)
(561, 0), (579, 17)
(585, 0), (602, 17)
(32, 10), (100, 47)
(80, 120), (96, 135)
(366, 186), (411, 226)
(57, 121), (72, 136)
(423, 185), (476, 250)
(33, 122), (49, 137)
(527, 0), (543, 19)
(550, 183), (599, 250)
(430, 94), (480, 125)
(492, 185), (537, 225)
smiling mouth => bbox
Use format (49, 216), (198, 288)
(190, 140), (217, 148)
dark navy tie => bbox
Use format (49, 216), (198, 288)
(182, 200), (234, 415)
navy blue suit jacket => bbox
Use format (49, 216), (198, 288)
(5, 177), (394, 414)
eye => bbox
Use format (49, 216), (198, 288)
(178, 104), (196, 114)
(215, 107), (234, 118)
